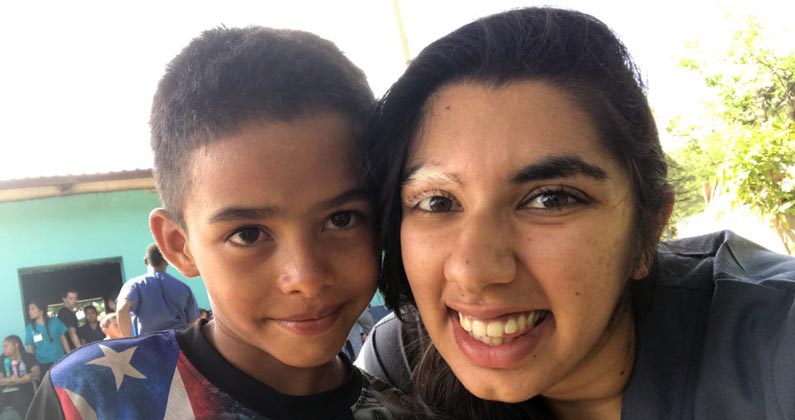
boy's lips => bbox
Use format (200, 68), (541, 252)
(271, 304), (344, 336)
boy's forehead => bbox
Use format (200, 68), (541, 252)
(180, 113), (368, 220)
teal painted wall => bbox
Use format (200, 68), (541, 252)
(0, 190), (210, 340)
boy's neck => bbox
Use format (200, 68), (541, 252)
(202, 320), (349, 396)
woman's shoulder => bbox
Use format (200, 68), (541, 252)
(355, 310), (421, 395)
(48, 317), (67, 329)
(654, 230), (795, 289)
(355, 368), (414, 420)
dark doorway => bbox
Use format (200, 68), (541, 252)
(19, 257), (124, 322)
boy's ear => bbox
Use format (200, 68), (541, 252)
(149, 208), (200, 278)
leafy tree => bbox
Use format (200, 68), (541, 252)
(668, 16), (795, 253)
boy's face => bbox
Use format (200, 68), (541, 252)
(103, 318), (122, 339)
(154, 113), (377, 369)
(63, 292), (78, 310)
(85, 309), (98, 323)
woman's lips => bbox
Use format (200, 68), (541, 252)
(272, 305), (343, 336)
(450, 309), (552, 368)
(459, 310), (549, 344)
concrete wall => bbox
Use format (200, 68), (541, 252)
(0, 190), (210, 339)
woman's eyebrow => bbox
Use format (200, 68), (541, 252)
(402, 164), (462, 186)
(511, 155), (608, 183)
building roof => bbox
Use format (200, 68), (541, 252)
(0, 169), (155, 203)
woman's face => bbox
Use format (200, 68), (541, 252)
(2, 340), (14, 357)
(28, 304), (42, 320)
(400, 81), (641, 403)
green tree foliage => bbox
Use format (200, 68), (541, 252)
(668, 17), (795, 253)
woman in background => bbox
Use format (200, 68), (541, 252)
(24, 300), (69, 376)
(0, 335), (40, 418)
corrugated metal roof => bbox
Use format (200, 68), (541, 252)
(0, 169), (153, 191)
(0, 169), (155, 203)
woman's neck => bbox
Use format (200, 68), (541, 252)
(35, 316), (46, 325)
(544, 304), (636, 420)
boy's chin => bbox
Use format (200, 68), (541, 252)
(272, 344), (345, 368)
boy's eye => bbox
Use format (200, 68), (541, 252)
(228, 226), (270, 246)
(324, 211), (357, 230)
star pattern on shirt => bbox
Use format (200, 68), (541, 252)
(86, 344), (147, 390)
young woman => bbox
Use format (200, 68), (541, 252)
(24, 300), (69, 375)
(0, 335), (41, 418)
(360, 7), (795, 420)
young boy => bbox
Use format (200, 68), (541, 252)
(26, 27), (411, 419)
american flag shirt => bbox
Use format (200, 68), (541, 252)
(26, 323), (413, 420)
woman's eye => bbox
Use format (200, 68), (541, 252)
(520, 187), (585, 211)
(228, 227), (269, 246)
(324, 211), (357, 230)
(416, 195), (460, 213)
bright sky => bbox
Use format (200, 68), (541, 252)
(1, 0), (792, 181)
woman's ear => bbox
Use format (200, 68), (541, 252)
(660, 190), (675, 229)
(631, 190), (676, 280)
(149, 209), (200, 278)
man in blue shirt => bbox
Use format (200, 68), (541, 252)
(117, 243), (200, 336)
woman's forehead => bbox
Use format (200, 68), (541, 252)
(408, 80), (623, 181)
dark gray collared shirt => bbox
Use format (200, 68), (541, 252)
(359, 231), (795, 420)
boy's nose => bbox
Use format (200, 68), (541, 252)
(276, 243), (332, 298)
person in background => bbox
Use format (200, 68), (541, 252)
(105, 292), (118, 314)
(116, 243), (200, 336)
(24, 300), (68, 376)
(0, 335), (40, 419)
(76, 305), (105, 345)
(197, 308), (212, 322)
(99, 313), (123, 340)
(56, 289), (81, 351)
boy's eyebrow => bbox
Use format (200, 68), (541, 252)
(207, 207), (277, 224)
(511, 155), (608, 183)
(206, 188), (369, 224)
(314, 187), (371, 211)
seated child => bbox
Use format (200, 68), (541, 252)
(0, 335), (39, 418)
(26, 26), (411, 419)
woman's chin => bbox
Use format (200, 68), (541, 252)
(459, 378), (539, 403)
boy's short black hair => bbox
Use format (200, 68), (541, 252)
(145, 242), (166, 267)
(83, 304), (97, 314)
(150, 26), (374, 225)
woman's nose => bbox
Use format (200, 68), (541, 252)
(443, 212), (516, 296)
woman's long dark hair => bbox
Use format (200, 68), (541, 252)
(27, 299), (54, 343)
(368, 7), (672, 419)
(3, 335), (26, 357)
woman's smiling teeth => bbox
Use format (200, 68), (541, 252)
(458, 310), (549, 346)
